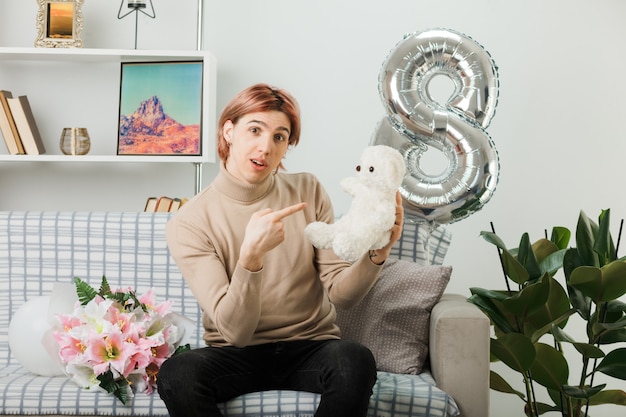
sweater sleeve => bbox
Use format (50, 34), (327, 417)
(165, 213), (264, 347)
(318, 248), (384, 308)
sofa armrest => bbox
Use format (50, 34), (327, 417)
(429, 293), (490, 417)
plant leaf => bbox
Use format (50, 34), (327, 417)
(96, 371), (129, 404)
(528, 310), (576, 344)
(525, 277), (572, 339)
(538, 248), (567, 277)
(551, 325), (606, 358)
(518, 233), (542, 281)
(596, 329), (626, 345)
(595, 348), (626, 379)
(469, 287), (509, 302)
(587, 389), (626, 406)
(607, 300), (626, 313)
(467, 293), (517, 334)
(502, 250), (530, 285)
(550, 226), (571, 250)
(570, 262), (626, 303)
(547, 387), (565, 410)
(490, 334), (535, 373)
(480, 230), (508, 252)
(550, 324), (577, 343)
(593, 315), (626, 332)
(489, 370), (525, 399)
(502, 273), (550, 318)
(529, 342), (569, 391)
(174, 343), (191, 355)
(595, 209), (616, 265)
(531, 402), (561, 415)
(98, 275), (112, 297)
(73, 276), (97, 306)
(532, 238), (559, 265)
(575, 210), (599, 267)
(563, 248), (592, 320)
(562, 383), (606, 399)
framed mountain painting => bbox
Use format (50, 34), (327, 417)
(117, 61), (203, 156)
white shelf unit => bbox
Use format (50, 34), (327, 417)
(0, 47), (217, 192)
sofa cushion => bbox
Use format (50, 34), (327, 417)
(220, 371), (459, 417)
(0, 365), (458, 417)
(336, 259), (452, 374)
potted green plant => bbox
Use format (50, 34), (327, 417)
(468, 209), (626, 416)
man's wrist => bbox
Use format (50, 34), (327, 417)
(368, 250), (387, 265)
(239, 247), (264, 272)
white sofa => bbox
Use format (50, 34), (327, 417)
(0, 211), (489, 417)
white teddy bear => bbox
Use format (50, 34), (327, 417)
(304, 145), (406, 262)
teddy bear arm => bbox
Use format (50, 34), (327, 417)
(304, 221), (336, 249)
(332, 230), (374, 262)
(370, 230), (393, 250)
(340, 177), (361, 196)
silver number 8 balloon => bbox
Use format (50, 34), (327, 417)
(372, 28), (500, 225)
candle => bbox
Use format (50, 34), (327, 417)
(128, 0), (146, 8)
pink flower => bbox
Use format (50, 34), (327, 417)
(124, 339), (153, 376)
(107, 304), (135, 335)
(86, 326), (134, 376)
(58, 313), (82, 331)
(55, 331), (86, 364)
(139, 289), (173, 317)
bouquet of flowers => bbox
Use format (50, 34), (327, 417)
(53, 276), (191, 404)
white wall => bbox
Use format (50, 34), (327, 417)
(1, 1), (625, 415)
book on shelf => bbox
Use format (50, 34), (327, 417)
(7, 95), (46, 155)
(0, 90), (25, 155)
(144, 196), (185, 213)
(169, 198), (182, 212)
(144, 196), (158, 212)
(155, 196), (175, 212)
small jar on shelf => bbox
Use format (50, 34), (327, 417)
(59, 127), (90, 155)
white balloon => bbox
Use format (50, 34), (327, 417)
(47, 282), (78, 326)
(8, 295), (64, 376)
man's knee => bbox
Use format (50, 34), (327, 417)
(326, 340), (376, 383)
(157, 350), (199, 394)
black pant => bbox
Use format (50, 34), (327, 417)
(157, 339), (377, 417)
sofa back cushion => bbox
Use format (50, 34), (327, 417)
(389, 220), (452, 265)
(0, 211), (204, 368)
(0, 212), (452, 376)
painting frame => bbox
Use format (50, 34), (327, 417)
(35, 0), (84, 48)
(117, 60), (204, 157)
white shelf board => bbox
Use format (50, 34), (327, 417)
(0, 154), (209, 163)
(0, 47), (209, 63)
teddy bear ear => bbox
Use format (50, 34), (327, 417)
(379, 146), (406, 185)
(396, 153), (407, 177)
(393, 162), (407, 186)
